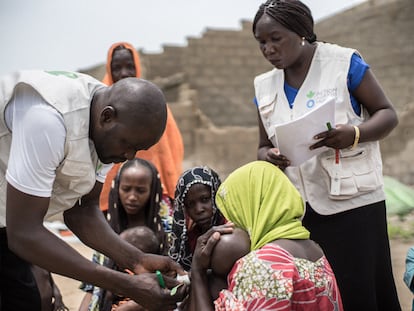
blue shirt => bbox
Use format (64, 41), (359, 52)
(254, 53), (369, 116)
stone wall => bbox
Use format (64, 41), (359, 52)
(81, 0), (414, 183)
(142, 20), (271, 127)
(152, 75), (259, 179)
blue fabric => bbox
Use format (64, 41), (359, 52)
(404, 247), (414, 292)
(284, 83), (297, 109)
(404, 247), (414, 311)
(253, 53), (370, 116)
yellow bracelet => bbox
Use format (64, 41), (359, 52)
(350, 125), (360, 150)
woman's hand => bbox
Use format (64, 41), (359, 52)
(125, 272), (188, 311)
(265, 148), (291, 171)
(310, 124), (356, 150)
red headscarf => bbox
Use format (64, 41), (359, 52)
(102, 41), (142, 84)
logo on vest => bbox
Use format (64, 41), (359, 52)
(306, 88), (337, 109)
(45, 71), (78, 79)
(306, 90), (316, 108)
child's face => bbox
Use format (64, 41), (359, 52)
(119, 165), (152, 215)
(184, 183), (214, 232)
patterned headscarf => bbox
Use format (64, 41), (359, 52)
(107, 158), (168, 255)
(168, 166), (226, 271)
(216, 161), (309, 251)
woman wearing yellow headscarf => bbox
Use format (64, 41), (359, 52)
(189, 161), (343, 311)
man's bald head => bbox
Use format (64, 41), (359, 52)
(109, 77), (167, 133)
(90, 77), (167, 164)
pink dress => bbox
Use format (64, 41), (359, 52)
(214, 244), (343, 311)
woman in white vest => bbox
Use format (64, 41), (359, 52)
(252, 1), (400, 310)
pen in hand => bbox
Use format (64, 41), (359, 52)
(156, 270), (165, 288)
(156, 270), (185, 296)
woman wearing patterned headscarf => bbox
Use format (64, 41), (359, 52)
(168, 166), (226, 271)
(190, 161), (343, 310)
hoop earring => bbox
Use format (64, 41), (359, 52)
(301, 37), (305, 46)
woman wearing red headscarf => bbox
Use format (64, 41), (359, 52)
(99, 42), (184, 233)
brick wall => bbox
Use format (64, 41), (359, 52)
(81, 0), (414, 183)
(142, 20), (271, 127)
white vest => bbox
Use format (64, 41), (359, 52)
(254, 42), (385, 215)
(0, 70), (105, 226)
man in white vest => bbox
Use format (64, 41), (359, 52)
(0, 70), (187, 311)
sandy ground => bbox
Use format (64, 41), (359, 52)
(52, 241), (93, 310)
(53, 238), (414, 311)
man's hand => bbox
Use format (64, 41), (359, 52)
(126, 272), (188, 311)
(133, 253), (185, 277)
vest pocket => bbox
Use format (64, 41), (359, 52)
(258, 99), (277, 142)
(258, 97), (276, 117)
(320, 148), (381, 200)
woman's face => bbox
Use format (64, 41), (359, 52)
(110, 48), (136, 83)
(184, 183), (214, 232)
(254, 13), (303, 70)
(118, 165), (152, 216)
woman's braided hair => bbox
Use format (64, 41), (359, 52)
(252, 0), (317, 43)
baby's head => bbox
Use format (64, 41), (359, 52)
(120, 226), (160, 254)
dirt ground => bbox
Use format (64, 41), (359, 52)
(53, 237), (414, 311)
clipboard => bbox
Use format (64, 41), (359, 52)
(274, 98), (336, 166)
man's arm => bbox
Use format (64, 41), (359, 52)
(6, 183), (186, 311)
(64, 181), (185, 277)
(63, 181), (145, 271)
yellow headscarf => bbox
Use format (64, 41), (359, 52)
(216, 161), (309, 251)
